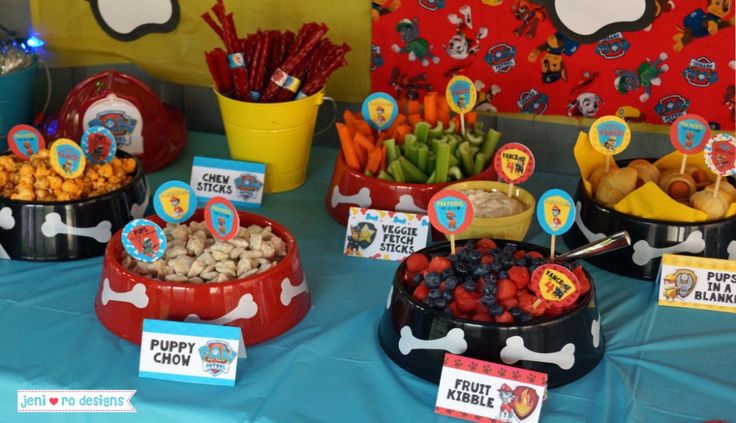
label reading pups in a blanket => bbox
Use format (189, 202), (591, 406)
(343, 207), (429, 261)
(435, 353), (547, 423)
(190, 156), (265, 208)
(657, 254), (736, 314)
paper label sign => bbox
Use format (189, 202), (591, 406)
(436, 353), (547, 423)
(204, 197), (240, 241)
(446, 76), (477, 114)
(121, 219), (167, 263)
(8, 124), (44, 160)
(428, 190), (474, 235)
(669, 114), (710, 155)
(81, 126), (117, 164)
(49, 139), (86, 179)
(657, 254), (736, 314)
(493, 143), (535, 185)
(704, 134), (736, 176)
(589, 115), (631, 156)
(343, 207), (429, 261)
(190, 156), (265, 208)
(361, 92), (398, 131)
(139, 319), (245, 387)
(531, 264), (580, 307)
(154, 181), (197, 224)
(536, 189), (575, 236)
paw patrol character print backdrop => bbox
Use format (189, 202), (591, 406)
(372, 1), (735, 130)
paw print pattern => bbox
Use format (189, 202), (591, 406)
(482, 364), (491, 374)
(497, 368), (507, 377)
(468, 362), (478, 371)
(527, 374), (537, 383)
(512, 370), (521, 380)
(454, 358), (463, 368)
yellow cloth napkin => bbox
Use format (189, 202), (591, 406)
(573, 131), (735, 222)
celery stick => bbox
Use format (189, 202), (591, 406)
(444, 120), (456, 134)
(448, 154), (458, 167)
(435, 143), (450, 183)
(429, 121), (444, 140)
(383, 138), (398, 163)
(378, 170), (394, 181)
(480, 128), (501, 165)
(465, 131), (483, 146)
(457, 141), (474, 176)
(472, 153), (486, 175)
(428, 153), (436, 173)
(448, 137), (460, 155)
(414, 121), (431, 144)
(448, 166), (463, 180)
(470, 146), (479, 156)
(399, 157), (428, 182)
(406, 143), (420, 167)
(473, 121), (484, 136)
(417, 144), (429, 173)
(426, 171), (436, 184)
(388, 160), (405, 182)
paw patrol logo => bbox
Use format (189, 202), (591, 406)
(234, 174), (263, 200)
(484, 43), (516, 73)
(198, 340), (236, 377)
(655, 95), (690, 124)
(89, 110), (138, 148)
(682, 57), (718, 88)
(595, 32), (630, 60)
(418, 0), (445, 11)
(517, 89), (548, 114)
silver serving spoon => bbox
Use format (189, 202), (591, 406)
(554, 231), (631, 263)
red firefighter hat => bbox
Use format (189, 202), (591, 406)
(54, 70), (186, 172)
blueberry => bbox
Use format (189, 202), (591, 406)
(483, 284), (497, 296)
(441, 268), (455, 279)
(480, 295), (495, 307)
(490, 248), (502, 255)
(518, 312), (533, 322)
(463, 280), (476, 292)
(529, 265), (539, 274)
(445, 276), (459, 290)
(412, 273), (424, 284)
(424, 272), (441, 288)
(473, 263), (491, 277)
(423, 298), (433, 306)
(515, 258), (528, 267)
(509, 307), (522, 317)
(428, 288), (441, 299)
(443, 290), (454, 301)
(498, 270), (509, 280)
(483, 273), (497, 285)
(491, 261), (503, 272)
(501, 256), (515, 268)
(532, 258), (545, 266)
(469, 250), (483, 262)
(455, 262), (470, 275)
(433, 297), (447, 309)
(489, 304), (505, 316)
(503, 244), (517, 254)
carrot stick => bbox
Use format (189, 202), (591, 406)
(466, 111), (477, 127)
(336, 123), (361, 170)
(355, 120), (373, 138)
(408, 100), (421, 116)
(438, 96), (450, 126)
(424, 92), (438, 126)
(408, 113), (422, 126)
(396, 124), (410, 143)
(355, 143), (367, 169)
(354, 132), (376, 152)
(343, 110), (359, 137)
(367, 148), (382, 174)
(398, 98), (408, 116)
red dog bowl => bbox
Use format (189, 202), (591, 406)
(325, 153), (497, 226)
(95, 209), (310, 345)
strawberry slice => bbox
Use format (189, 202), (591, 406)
(508, 265), (530, 289)
(573, 264), (591, 295)
(454, 286), (478, 312)
(405, 253), (429, 273)
(412, 284), (429, 301)
(497, 278), (517, 300)
(476, 239), (497, 250)
(527, 251), (544, 259)
(472, 313), (494, 323)
(495, 311), (514, 323)
(427, 256), (452, 273)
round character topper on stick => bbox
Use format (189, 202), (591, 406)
(361, 92), (398, 131)
(204, 196), (240, 241)
(121, 219), (167, 263)
(493, 142), (535, 197)
(8, 124), (45, 160)
(445, 75), (477, 135)
(530, 264), (581, 308)
(669, 114), (711, 174)
(153, 180), (197, 224)
(536, 189), (576, 259)
(428, 189), (474, 255)
(589, 115), (631, 172)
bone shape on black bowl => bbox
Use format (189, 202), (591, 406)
(631, 230), (705, 266)
(41, 213), (112, 243)
(501, 335), (576, 370)
(0, 207), (15, 230)
(398, 326), (468, 355)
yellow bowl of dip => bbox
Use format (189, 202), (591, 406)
(442, 181), (536, 241)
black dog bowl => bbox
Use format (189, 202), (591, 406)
(563, 180), (736, 281)
(0, 151), (148, 260)
(378, 240), (604, 388)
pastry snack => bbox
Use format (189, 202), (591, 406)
(0, 150), (136, 202)
(658, 171), (696, 202)
(461, 189), (526, 218)
(594, 167), (637, 207)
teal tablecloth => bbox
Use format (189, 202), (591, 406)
(0, 132), (734, 422)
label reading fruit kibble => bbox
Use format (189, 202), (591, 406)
(8, 124), (45, 160)
(536, 189), (575, 236)
(446, 76), (477, 114)
(81, 126), (117, 164)
(589, 115), (631, 156)
(669, 114), (710, 155)
(530, 264), (580, 307)
(154, 181), (197, 224)
(493, 143), (535, 184)
(204, 197), (240, 241)
(122, 219), (167, 263)
(362, 92), (399, 131)
(428, 190), (474, 235)
(704, 134), (736, 176)
(49, 139), (86, 179)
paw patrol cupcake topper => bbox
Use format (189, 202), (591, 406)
(362, 92), (398, 132)
(81, 126), (117, 164)
(446, 75), (477, 135)
(204, 196), (240, 241)
(8, 124), (45, 160)
(530, 264), (580, 308)
(669, 114), (711, 174)
(537, 189), (575, 260)
(493, 143), (535, 197)
(122, 219), (167, 263)
(704, 134), (736, 198)
(428, 189), (474, 255)
(153, 181), (197, 224)
(589, 115), (631, 172)
(49, 139), (86, 179)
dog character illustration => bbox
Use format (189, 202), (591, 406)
(474, 80), (502, 112)
(170, 196), (184, 217)
(371, 44), (384, 70)
(372, 0), (401, 21)
(512, 0), (546, 38)
(725, 84), (735, 122)
(142, 237), (155, 257)
(446, 210), (457, 229)
(217, 216), (226, 236)
(62, 159), (75, 175)
(673, 0), (734, 51)
(392, 18), (440, 66)
(528, 32), (579, 83)
(23, 141), (33, 157)
(389, 67), (432, 100)
(345, 222), (377, 254)
(444, 5), (488, 60)
(497, 384), (515, 423)
(645, 0), (676, 30)
(614, 53), (669, 102)
(551, 204), (562, 229)
(419, 0), (445, 11)
(568, 92), (602, 118)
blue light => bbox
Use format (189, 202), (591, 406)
(26, 36), (45, 48)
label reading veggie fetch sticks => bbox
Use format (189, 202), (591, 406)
(204, 197), (240, 241)
(530, 264), (580, 307)
(589, 115), (631, 156)
(81, 126), (117, 164)
(493, 143), (535, 184)
(8, 124), (44, 160)
(49, 139), (86, 179)
(122, 219), (167, 263)
(428, 190), (474, 235)
(536, 189), (575, 236)
(154, 181), (197, 224)
(445, 76), (477, 114)
(361, 92), (398, 131)
(704, 134), (736, 176)
(669, 114), (710, 154)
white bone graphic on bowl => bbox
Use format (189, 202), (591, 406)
(591, 314), (601, 348)
(330, 186), (372, 209)
(41, 213), (112, 243)
(280, 277), (308, 306)
(185, 293), (258, 325)
(0, 207), (15, 230)
(398, 326), (468, 355)
(631, 230), (705, 266)
(101, 278), (149, 309)
(130, 188), (150, 219)
(728, 241), (736, 260)
(386, 285), (393, 310)
(395, 195), (426, 213)
(575, 201), (605, 242)
(500, 336), (575, 370)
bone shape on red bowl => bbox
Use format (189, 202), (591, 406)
(575, 201), (605, 243)
(728, 241), (736, 261)
(130, 189), (150, 219)
(0, 207), (15, 230)
(330, 186), (372, 209)
(500, 336), (575, 370)
(185, 293), (258, 325)
(41, 213), (112, 243)
(398, 326), (468, 355)
(395, 195), (425, 213)
(101, 278), (149, 309)
(280, 277), (308, 306)
(631, 230), (705, 266)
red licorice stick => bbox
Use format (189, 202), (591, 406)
(202, 13), (224, 43)
(213, 49), (233, 94)
(205, 52), (225, 93)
